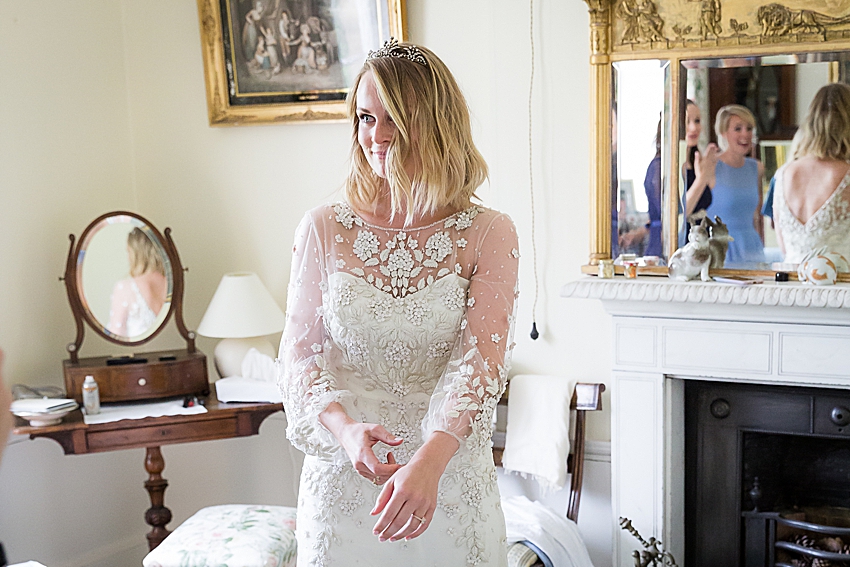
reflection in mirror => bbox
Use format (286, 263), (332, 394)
(613, 59), (670, 265)
(78, 216), (173, 342)
(680, 51), (850, 269)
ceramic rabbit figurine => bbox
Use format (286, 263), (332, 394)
(668, 223), (712, 281)
(703, 216), (734, 269)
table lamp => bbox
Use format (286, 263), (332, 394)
(197, 272), (286, 379)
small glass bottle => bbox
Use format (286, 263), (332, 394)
(598, 259), (615, 279)
(82, 375), (100, 415)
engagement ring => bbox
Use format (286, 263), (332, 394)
(372, 476), (380, 485)
(411, 514), (426, 524)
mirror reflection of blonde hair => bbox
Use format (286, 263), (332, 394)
(793, 83), (850, 161)
(715, 104), (756, 151)
(344, 42), (488, 224)
(127, 228), (165, 278)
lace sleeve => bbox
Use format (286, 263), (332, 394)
(277, 213), (352, 460)
(422, 213), (519, 454)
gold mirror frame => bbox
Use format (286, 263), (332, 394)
(580, 0), (850, 279)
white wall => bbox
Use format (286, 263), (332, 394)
(0, 1), (612, 565)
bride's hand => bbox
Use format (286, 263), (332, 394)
(370, 458), (440, 541)
(319, 402), (403, 485)
(370, 431), (459, 541)
(337, 421), (404, 484)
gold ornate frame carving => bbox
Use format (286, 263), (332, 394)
(580, 0), (850, 277)
(196, 0), (407, 126)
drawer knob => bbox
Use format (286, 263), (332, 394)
(831, 406), (850, 426)
(710, 398), (731, 419)
(138, 378), (147, 386)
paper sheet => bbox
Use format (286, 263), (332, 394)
(83, 399), (207, 425)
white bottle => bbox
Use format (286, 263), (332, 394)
(82, 375), (100, 415)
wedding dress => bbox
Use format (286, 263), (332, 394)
(774, 165), (850, 263)
(107, 279), (157, 337)
(277, 202), (519, 567)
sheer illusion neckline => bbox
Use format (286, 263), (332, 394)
(341, 201), (478, 232)
(781, 167), (850, 227)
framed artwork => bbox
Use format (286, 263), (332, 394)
(196, 0), (407, 126)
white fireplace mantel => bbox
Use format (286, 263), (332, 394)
(562, 277), (850, 323)
(562, 277), (850, 567)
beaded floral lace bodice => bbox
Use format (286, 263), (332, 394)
(775, 165), (850, 263)
(277, 202), (518, 567)
(278, 202), (519, 462)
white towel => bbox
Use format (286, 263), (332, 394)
(502, 374), (573, 492)
(215, 348), (282, 403)
(502, 495), (595, 567)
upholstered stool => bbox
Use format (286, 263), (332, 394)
(143, 504), (297, 567)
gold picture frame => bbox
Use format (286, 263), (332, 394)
(196, 0), (407, 126)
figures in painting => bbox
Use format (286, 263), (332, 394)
(236, 0), (336, 80)
(242, 1), (263, 62)
(291, 23), (317, 73)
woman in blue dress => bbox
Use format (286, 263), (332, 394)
(704, 104), (765, 267)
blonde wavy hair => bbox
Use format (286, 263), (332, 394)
(128, 228), (165, 278)
(345, 42), (488, 224)
(714, 104), (756, 151)
(793, 82), (850, 161)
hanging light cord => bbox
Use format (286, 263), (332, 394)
(528, 0), (540, 340)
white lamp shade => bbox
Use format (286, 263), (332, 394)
(197, 272), (285, 339)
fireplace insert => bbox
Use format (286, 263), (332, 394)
(685, 380), (850, 566)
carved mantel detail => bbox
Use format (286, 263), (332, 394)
(562, 277), (850, 310)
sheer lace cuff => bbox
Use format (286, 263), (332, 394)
(276, 356), (352, 461)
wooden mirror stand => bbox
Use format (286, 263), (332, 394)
(61, 211), (208, 404)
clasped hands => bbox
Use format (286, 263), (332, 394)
(337, 421), (444, 542)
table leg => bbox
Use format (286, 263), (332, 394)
(144, 446), (173, 550)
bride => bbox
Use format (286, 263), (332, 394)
(277, 40), (519, 566)
(774, 83), (850, 263)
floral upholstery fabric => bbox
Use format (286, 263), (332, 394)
(142, 504), (297, 567)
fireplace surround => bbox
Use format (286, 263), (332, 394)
(562, 278), (850, 567)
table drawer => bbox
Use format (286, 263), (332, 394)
(86, 417), (238, 451)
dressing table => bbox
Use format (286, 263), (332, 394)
(12, 395), (281, 550)
(12, 211), (284, 551)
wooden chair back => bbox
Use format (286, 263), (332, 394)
(493, 382), (606, 523)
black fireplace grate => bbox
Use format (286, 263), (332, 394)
(745, 511), (850, 566)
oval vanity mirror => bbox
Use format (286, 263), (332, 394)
(62, 211), (207, 405)
(63, 211), (197, 359)
(76, 213), (174, 343)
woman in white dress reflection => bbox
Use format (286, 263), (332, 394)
(107, 228), (167, 338)
(774, 83), (850, 263)
(277, 40), (519, 566)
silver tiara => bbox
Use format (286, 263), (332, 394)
(366, 38), (428, 67)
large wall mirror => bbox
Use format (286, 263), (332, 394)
(581, 0), (850, 279)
